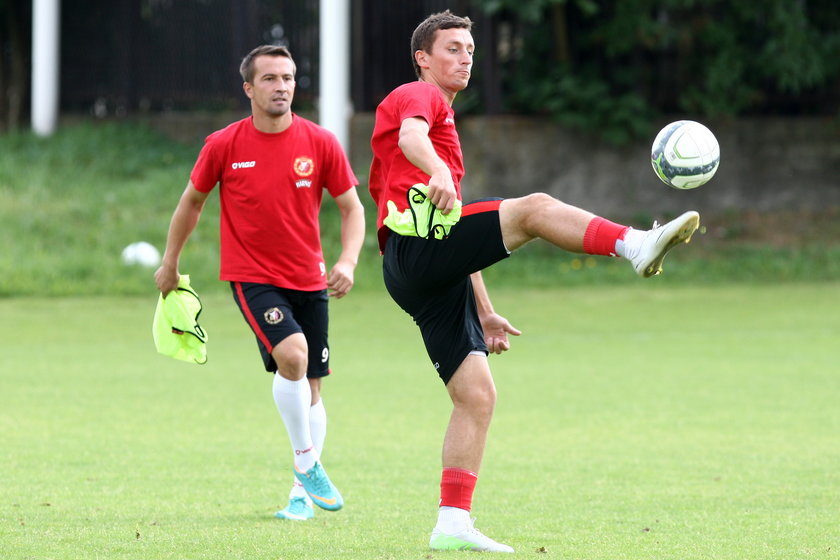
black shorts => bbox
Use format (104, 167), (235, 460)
(230, 282), (330, 377)
(382, 198), (510, 384)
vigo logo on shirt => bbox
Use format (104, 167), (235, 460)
(231, 160), (256, 169)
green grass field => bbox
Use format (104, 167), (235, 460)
(2, 284), (838, 559)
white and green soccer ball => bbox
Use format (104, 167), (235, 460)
(651, 120), (720, 189)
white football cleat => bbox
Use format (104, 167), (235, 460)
(429, 518), (514, 553)
(627, 211), (700, 277)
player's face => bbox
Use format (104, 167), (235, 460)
(417, 27), (474, 97)
(244, 55), (296, 118)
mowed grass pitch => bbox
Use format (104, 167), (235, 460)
(1, 284), (838, 559)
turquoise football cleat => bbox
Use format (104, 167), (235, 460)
(293, 462), (344, 511)
(274, 496), (314, 521)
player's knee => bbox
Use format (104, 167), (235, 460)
(525, 192), (556, 205)
(273, 344), (308, 380)
(479, 383), (497, 412)
(522, 192), (558, 220)
(508, 192), (553, 220)
(460, 381), (497, 417)
(504, 192), (560, 240)
(502, 192), (557, 247)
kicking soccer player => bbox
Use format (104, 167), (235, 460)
(368, 11), (699, 552)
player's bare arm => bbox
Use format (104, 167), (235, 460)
(327, 187), (365, 299)
(154, 181), (210, 296)
(469, 272), (521, 354)
(398, 116), (457, 214)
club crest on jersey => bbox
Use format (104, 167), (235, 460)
(294, 157), (314, 188)
(264, 307), (284, 325)
(294, 157), (314, 177)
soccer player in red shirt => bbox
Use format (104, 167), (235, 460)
(369, 11), (700, 552)
(156, 45), (364, 521)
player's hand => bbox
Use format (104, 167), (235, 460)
(480, 313), (522, 354)
(154, 263), (180, 297)
(327, 261), (355, 299)
(427, 171), (457, 215)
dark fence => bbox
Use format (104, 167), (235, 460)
(2, 0), (474, 123)
(61, 0), (319, 115)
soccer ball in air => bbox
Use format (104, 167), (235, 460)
(651, 120), (720, 189)
(121, 241), (161, 268)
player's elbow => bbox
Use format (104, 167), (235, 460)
(397, 128), (423, 155)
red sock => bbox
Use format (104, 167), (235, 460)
(582, 217), (630, 257)
(440, 467), (478, 511)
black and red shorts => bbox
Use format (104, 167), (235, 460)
(230, 282), (330, 377)
(382, 198), (510, 384)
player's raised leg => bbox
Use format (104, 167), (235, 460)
(498, 193), (699, 277)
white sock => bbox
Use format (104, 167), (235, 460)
(309, 398), (327, 457)
(272, 374), (318, 472)
(289, 480), (308, 500)
(288, 398), (327, 498)
(616, 227), (643, 259)
(436, 506), (471, 533)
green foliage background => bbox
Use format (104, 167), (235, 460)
(467, 0), (840, 143)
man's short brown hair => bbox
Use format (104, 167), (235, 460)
(410, 10), (473, 78)
(239, 45), (296, 83)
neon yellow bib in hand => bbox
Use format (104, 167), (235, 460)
(383, 184), (462, 240)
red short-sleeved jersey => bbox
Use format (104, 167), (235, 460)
(369, 81), (465, 250)
(190, 115), (357, 290)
